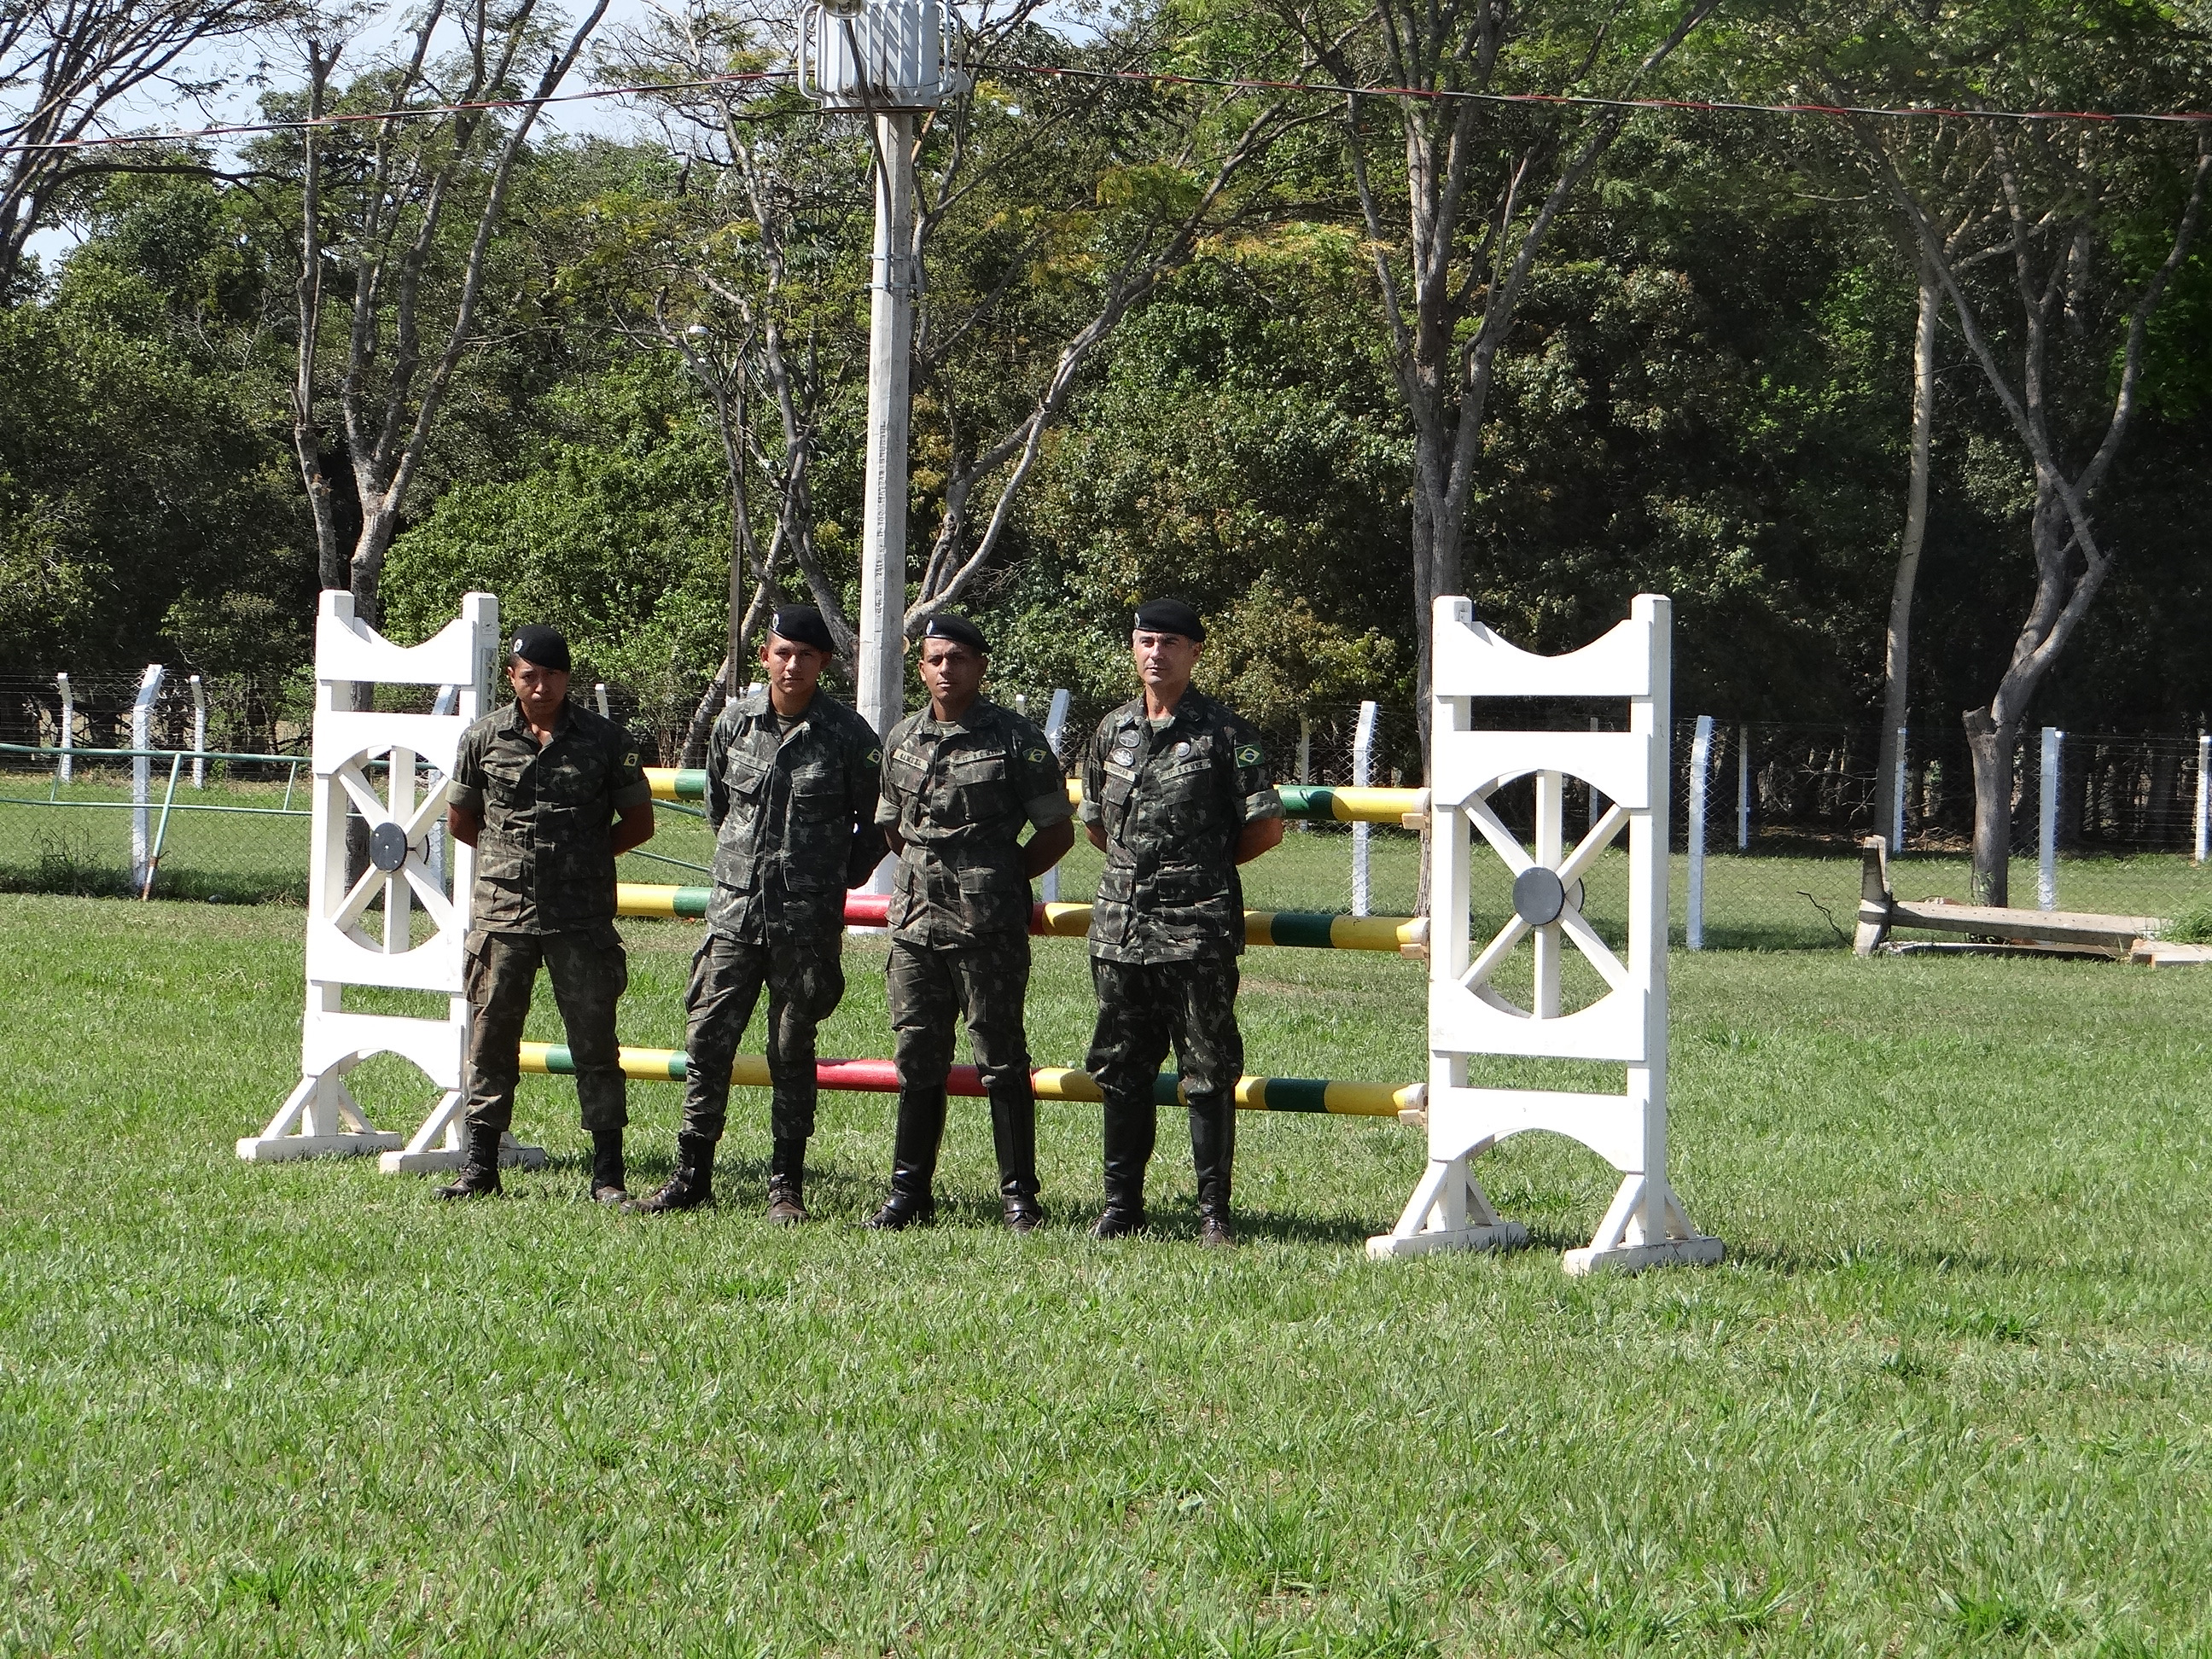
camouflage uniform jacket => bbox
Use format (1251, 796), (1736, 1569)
(704, 687), (884, 943)
(447, 698), (651, 937)
(876, 698), (1072, 948)
(1080, 688), (1282, 963)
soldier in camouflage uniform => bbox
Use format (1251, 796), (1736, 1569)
(1081, 598), (1284, 1246)
(868, 612), (1075, 1231)
(632, 607), (884, 1221)
(439, 624), (656, 1203)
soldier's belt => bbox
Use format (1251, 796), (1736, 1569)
(614, 883), (1429, 955)
(646, 768), (1430, 827)
(519, 1042), (1423, 1121)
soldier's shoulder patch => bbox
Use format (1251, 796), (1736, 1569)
(864, 748), (883, 766)
(1024, 746), (1048, 763)
(1235, 743), (1262, 766)
(623, 751), (638, 768)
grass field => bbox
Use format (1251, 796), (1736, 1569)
(3, 862), (2210, 1656)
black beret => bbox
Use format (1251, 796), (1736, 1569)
(509, 624), (571, 672)
(918, 612), (987, 654)
(767, 604), (837, 654)
(1133, 597), (1205, 643)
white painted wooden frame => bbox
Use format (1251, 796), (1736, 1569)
(1368, 594), (1723, 1273)
(239, 591), (543, 1173)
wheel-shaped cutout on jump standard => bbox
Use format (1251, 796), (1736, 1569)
(317, 742), (458, 959)
(1455, 763), (1627, 1026)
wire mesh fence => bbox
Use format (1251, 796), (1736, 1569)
(8, 657), (2210, 947)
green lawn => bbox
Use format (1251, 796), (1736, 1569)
(2, 888), (2209, 1655)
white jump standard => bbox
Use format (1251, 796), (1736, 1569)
(238, 590), (544, 1173)
(1369, 594), (1723, 1273)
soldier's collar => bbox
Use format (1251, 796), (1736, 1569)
(503, 697), (574, 736)
(919, 696), (993, 733)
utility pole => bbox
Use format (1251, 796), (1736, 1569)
(855, 108), (916, 749)
(800, 0), (959, 890)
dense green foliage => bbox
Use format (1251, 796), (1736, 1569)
(2, 1), (2207, 750)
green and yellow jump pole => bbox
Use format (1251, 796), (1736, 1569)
(614, 884), (1429, 954)
(644, 769), (1429, 827)
(519, 1043), (1423, 1121)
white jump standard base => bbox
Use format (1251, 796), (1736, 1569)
(238, 589), (544, 1173)
(1368, 594), (1723, 1272)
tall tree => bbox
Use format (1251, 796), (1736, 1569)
(1279, 0), (1716, 743)
(282, 0), (608, 620)
(0, 0), (294, 299)
(1820, 1), (2211, 899)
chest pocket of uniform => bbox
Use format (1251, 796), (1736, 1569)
(940, 751), (1011, 825)
(1155, 757), (1219, 835)
(482, 755), (528, 809)
(724, 754), (771, 815)
(789, 761), (841, 815)
(539, 745), (608, 806)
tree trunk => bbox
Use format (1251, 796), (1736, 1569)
(1875, 255), (1940, 846)
(1962, 707), (2015, 905)
(679, 656), (731, 769)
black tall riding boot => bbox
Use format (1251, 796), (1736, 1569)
(867, 1085), (946, 1229)
(1190, 1103), (1236, 1247)
(989, 1088), (1046, 1232)
(1091, 1096), (1154, 1237)
(434, 1123), (504, 1202)
(766, 1135), (808, 1225)
(589, 1128), (628, 1206)
(632, 1131), (717, 1213)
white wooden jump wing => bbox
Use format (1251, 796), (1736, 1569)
(1369, 595), (1723, 1273)
(238, 591), (544, 1173)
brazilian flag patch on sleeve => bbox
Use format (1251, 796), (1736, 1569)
(864, 748), (882, 765)
(1235, 744), (1262, 766)
(1025, 747), (1047, 763)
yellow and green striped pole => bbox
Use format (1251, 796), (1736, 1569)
(519, 1043), (1422, 1121)
(643, 768), (1428, 826)
(613, 884), (1429, 953)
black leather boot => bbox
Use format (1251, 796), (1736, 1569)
(1091, 1097), (1153, 1238)
(1191, 1103), (1236, 1247)
(766, 1136), (807, 1225)
(867, 1085), (945, 1230)
(990, 1089), (1046, 1232)
(434, 1124), (504, 1202)
(632, 1131), (717, 1213)
(589, 1128), (629, 1206)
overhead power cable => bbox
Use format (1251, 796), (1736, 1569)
(982, 58), (2212, 127)
(3, 55), (2207, 157)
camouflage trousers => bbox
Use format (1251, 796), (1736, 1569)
(463, 928), (629, 1138)
(1086, 955), (1243, 1206)
(682, 927), (847, 1144)
(886, 934), (1039, 1198)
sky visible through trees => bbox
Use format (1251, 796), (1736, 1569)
(3, 0), (2208, 838)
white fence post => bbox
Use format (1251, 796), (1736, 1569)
(1890, 725), (1907, 853)
(1686, 714), (1713, 949)
(189, 675), (208, 789)
(1040, 688), (1070, 904)
(1351, 700), (1377, 917)
(2196, 731), (2209, 866)
(130, 664), (166, 889)
(1296, 715), (1313, 834)
(55, 673), (72, 783)
(2038, 725), (2062, 911)
(594, 682), (610, 719)
(1736, 724), (1749, 851)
